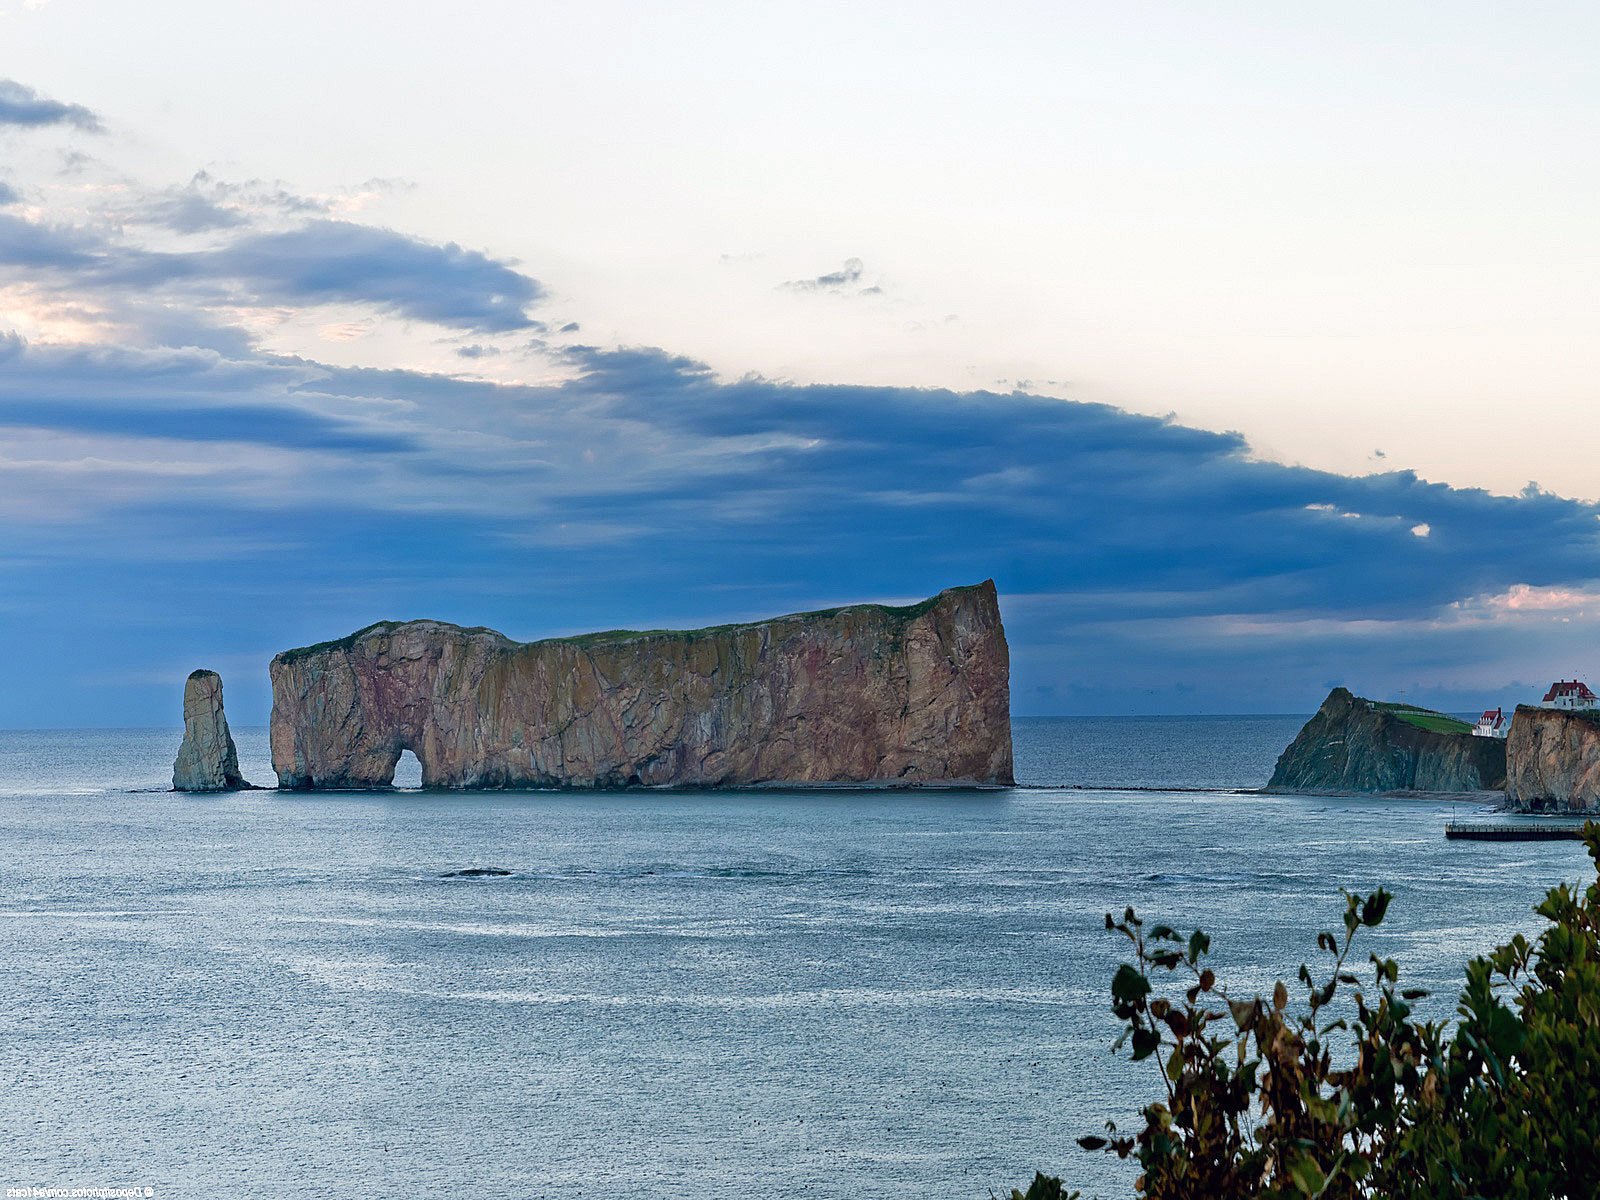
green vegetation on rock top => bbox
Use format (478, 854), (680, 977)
(548, 590), (950, 648)
(272, 619), (510, 664)
(272, 581), (991, 660)
(1389, 710), (1473, 735)
(1368, 699), (1473, 735)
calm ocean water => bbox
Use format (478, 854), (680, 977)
(0, 717), (1585, 1198)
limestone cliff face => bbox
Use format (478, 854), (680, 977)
(172, 669), (250, 791)
(1267, 687), (1505, 793)
(269, 581), (1013, 789)
(1505, 706), (1600, 812)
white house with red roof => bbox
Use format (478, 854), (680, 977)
(1472, 707), (1508, 738)
(1541, 679), (1599, 711)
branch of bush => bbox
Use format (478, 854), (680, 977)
(1016, 822), (1600, 1199)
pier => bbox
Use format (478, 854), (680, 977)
(1445, 821), (1591, 842)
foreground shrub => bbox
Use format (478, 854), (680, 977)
(1017, 825), (1600, 1198)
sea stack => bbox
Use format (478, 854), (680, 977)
(269, 581), (1013, 789)
(1267, 687), (1505, 793)
(172, 669), (250, 791)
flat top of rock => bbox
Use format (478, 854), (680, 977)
(274, 580), (996, 665)
(1512, 703), (1600, 725)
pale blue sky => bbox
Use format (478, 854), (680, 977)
(2, 2), (1599, 722)
(10, 0), (1600, 492)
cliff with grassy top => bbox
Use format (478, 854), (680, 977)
(1267, 687), (1505, 793)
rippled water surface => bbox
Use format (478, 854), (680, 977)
(0, 720), (1583, 1198)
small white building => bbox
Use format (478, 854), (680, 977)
(1541, 679), (1599, 711)
(1472, 707), (1508, 738)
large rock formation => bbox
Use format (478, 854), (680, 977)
(1504, 706), (1600, 812)
(1267, 687), (1505, 793)
(269, 581), (1013, 790)
(172, 669), (250, 791)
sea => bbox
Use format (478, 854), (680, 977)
(0, 717), (1587, 1199)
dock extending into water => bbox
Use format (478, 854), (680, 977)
(1445, 821), (1591, 842)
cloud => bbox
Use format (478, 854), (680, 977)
(202, 221), (544, 332)
(0, 340), (420, 456)
(135, 190), (248, 233)
(780, 257), (882, 296)
(13, 329), (1595, 623)
(0, 211), (97, 268)
(0, 180), (18, 206)
(0, 79), (101, 131)
(6, 328), (1600, 722)
(56, 148), (94, 175)
(132, 171), (413, 230)
(1470, 583), (1600, 615)
(0, 207), (546, 337)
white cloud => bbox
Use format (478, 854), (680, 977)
(1474, 583), (1600, 614)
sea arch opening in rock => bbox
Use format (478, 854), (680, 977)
(392, 748), (423, 789)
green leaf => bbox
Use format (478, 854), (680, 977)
(1111, 964), (1151, 1006)
(1287, 1152), (1327, 1195)
(1015, 1171), (1075, 1200)
(1130, 1027), (1160, 1061)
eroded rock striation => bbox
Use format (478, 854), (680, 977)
(1504, 706), (1600, 812)
(269, 581), (1013, 789)
(172, 669), (250, 791)
(1267, 687), (1505, 793)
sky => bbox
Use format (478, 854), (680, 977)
(2, 1), (1600, 725)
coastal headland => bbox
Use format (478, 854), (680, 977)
(1266, 687), (1506, 794)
